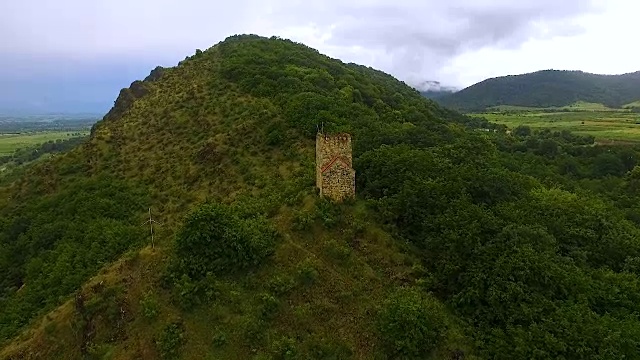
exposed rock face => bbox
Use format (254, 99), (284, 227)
(144, 66), (165, 82)
(102, 80), (150, 123)
(315, 133), (355, 202)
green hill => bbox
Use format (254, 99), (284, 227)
(420, 90), (456, 100)
(2, 35), (640, 359)
(437, 69), (640, 111)
(624, 100), (640, 109)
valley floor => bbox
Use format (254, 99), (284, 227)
(0, 131), (87, 157)
(476, 109), (640, 144)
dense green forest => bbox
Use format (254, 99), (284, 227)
(1, 35), (640, 359)
(420, 90), (456, 100)
(437, 69), (640, 111)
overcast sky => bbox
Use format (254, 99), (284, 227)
(0, 0), (638, 113)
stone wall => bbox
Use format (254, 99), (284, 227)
(316, 133), (355, 201)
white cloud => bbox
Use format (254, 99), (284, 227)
(439, 0), (640, 86)
(0, 0), (636, 89)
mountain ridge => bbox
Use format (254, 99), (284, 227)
(437, 69), (640, 111)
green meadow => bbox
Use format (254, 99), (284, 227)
(487, 101), (622, 112)
(475, 106), (640, 144)
(0, 131), (87, 156)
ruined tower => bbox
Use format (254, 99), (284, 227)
(316, 133), (356, 202)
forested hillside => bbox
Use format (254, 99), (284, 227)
(438, 69), (640, 111)
(420, 90), (456, 100)
(1, 35), (640, 359)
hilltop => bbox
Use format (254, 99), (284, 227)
(437, 69), (640, 111)
(415, 80), (458, 100)
(1, 35), (640, 359)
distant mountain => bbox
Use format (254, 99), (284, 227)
(413, 80), (458, 93)
(436, 70), (640, 112)
(413, 80), (458, 99)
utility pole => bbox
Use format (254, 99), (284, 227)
(141, 208), (162, 249)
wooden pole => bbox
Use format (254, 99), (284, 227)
(142, 207), (162, 249)
(149, 208), (154, 249)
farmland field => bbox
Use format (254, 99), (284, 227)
(487, 101), (622, 112)
(0, 131), (88, 156)
(0, 114), (97, 157)
(475, 109), (640, 144)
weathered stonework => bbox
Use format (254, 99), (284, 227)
(316, 133), (355, 202)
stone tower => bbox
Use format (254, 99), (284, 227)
(316, 133), (355, 202)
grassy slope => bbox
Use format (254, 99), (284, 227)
(0, 36), (472, 359)
(1, 206), (431, 359)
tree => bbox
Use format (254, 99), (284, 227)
(378, 288), (448, 359)
(593, 152), (625, 177)
(513, 125), (532, 137)
(174, 203), (277, 278)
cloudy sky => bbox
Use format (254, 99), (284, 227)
(0, 0), (637, 113)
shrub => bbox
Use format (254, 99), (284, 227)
(170, 272), (221, 311)
(259, 292), (280, 318)
(212, 330), (228, 347)
(266, 129), (284, 146)
(156, 321), (186, 359)
(307, 337), (354, 359)
(378, 288), (448, 359)
(172, 274), (201, 310)
(324, 239), (351, 263)
(267, 274), (296, 295)
(243, 318), (268, 345)
(271, 336), (298, 360)
(296, 259), (319, 286)
(513, 125), (531, 137)
(140, 291), (160, 320)
(87, 343), (115, 358)
(292, 209), (314, 231)
(174, 203), (278, 278)
(316, 199), (340, 228)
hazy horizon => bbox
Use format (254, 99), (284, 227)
(1, 0), (637, 114)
